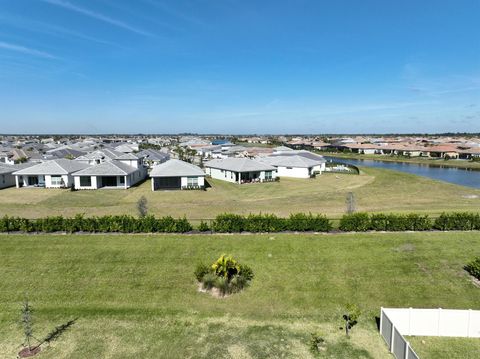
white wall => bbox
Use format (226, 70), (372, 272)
(275, 166), (310, 178)
(0, 173), (16, 189)
(206, 167), (238, 183)
(383, 308), (480, 338)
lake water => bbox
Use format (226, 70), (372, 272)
(325, 156), (480, 189)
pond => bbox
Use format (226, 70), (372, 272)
(325, 156), (480, 189)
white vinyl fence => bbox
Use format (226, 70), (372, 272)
(380, 307), (480, 359)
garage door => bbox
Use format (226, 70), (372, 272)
(154, 177), (181, 190)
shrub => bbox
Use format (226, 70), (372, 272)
(465, 257), (480, 280)
(244, 213), (287, 232)
(229, 274), (248, 293)
(309, 332), (326, 353)
(339, 213), (370, 231)
(434, 212), (480, 231)
(287, 213), (332, 232)
(211, 214), (245, 232)
(194, 263), (211, 282)
(239, 264), (254, 281)
(201, 273), (217, 290)
(198, 220), (210, 232)
(215, 276), (230, 296)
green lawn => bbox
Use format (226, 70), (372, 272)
(1, 232), (479, 358)
(407, 336), (480, 359)
(0, 167), (479, 220)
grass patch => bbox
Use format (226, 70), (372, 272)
(0, 167), (479, 219)
(1, 232), (480, 358)
(407, 336), (480, 359)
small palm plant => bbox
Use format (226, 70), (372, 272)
(195, 254), (254, 296)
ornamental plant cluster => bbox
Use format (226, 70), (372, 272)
(339, 212), (480, 232)
(195, 254), (254, 296)
(1, 212), (480, 234)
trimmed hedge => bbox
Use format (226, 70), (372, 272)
(340, 212), (432, 232)
(0, 212), (479, 234)
(211, 213), (331, 233)
(433, 212), (480, 231)
(0, 214), (192, 233)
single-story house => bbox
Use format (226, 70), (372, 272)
(258, 152), (326, 178)
(150, 159), (205, 190)
(73, 160), (147, 190)
(204, 158), (277, 184)
(12, 159), (90, 188)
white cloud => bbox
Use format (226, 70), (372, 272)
(0, 41), (58, 59)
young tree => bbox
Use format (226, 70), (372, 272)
(136, 196), (148, 218)
(345, 192), (356, 214)
(343, 303), (361, 337)
(21, 296), (34, 351)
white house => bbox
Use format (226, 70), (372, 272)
(12, 159), (90, 188)
(258, 151), (326, 178)
(150, 159), (205, 190)
(0, 164), (17, 189)
(73, 160), (147, 190)
(204, 158), (277, 184)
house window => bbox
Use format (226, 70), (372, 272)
(51, 176), (62, 186)
(80, 176), (91, 187)
(286, 167), (292, 169)
(265, 171), (272, 179)
(1, 174), (4, 184)
(119, 176), (125, 184)
(187, 177), (198, 186)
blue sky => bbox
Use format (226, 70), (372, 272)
(0, 0), (479, 134)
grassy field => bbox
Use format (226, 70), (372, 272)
(407, 336), (480, 359)
(1, 232), (479, 358)
(0, 167), (479, 220)
(318, 151), (480, 170)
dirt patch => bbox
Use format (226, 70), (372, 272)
(468, 274), (480, 288)
(394, 243), (415, 252)
(462, 195), (479, 199)
(18, 347), (41, 358)
(197, 283), (230, 299)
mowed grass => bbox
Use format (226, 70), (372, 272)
(0, 167), (479, 219)
(407, 336), (480, 359)
(1, 232), (480, 358)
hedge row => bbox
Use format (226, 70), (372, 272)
(211, 213), (332, 233)
(0, 215), (192, 233)
(1, 212), (479, 234)
(339, 212), (480, 232)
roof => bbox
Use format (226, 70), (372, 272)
(259, 154), (325, 168)
(75, 149), (124, 161)
(137, 149), (170, 161)
(273, 146), (294, 152)
(150, 159), (205, 177)
(205, 158), (275, 172)
(12, 159), (90, 175)
(73, 160), (138, 176)
(115, 152), (141, 160)
(270, 150), (326, 162)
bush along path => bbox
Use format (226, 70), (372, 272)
(1, 212), (480, 234)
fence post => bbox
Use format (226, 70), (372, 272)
(408, 307), (412, 336)
(380, 307), (383, 334)
(437, 308), (442, 336)
(405, 341), (410, 359)
(390, 324), (395, 352)
(467, 309), (472, 338)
